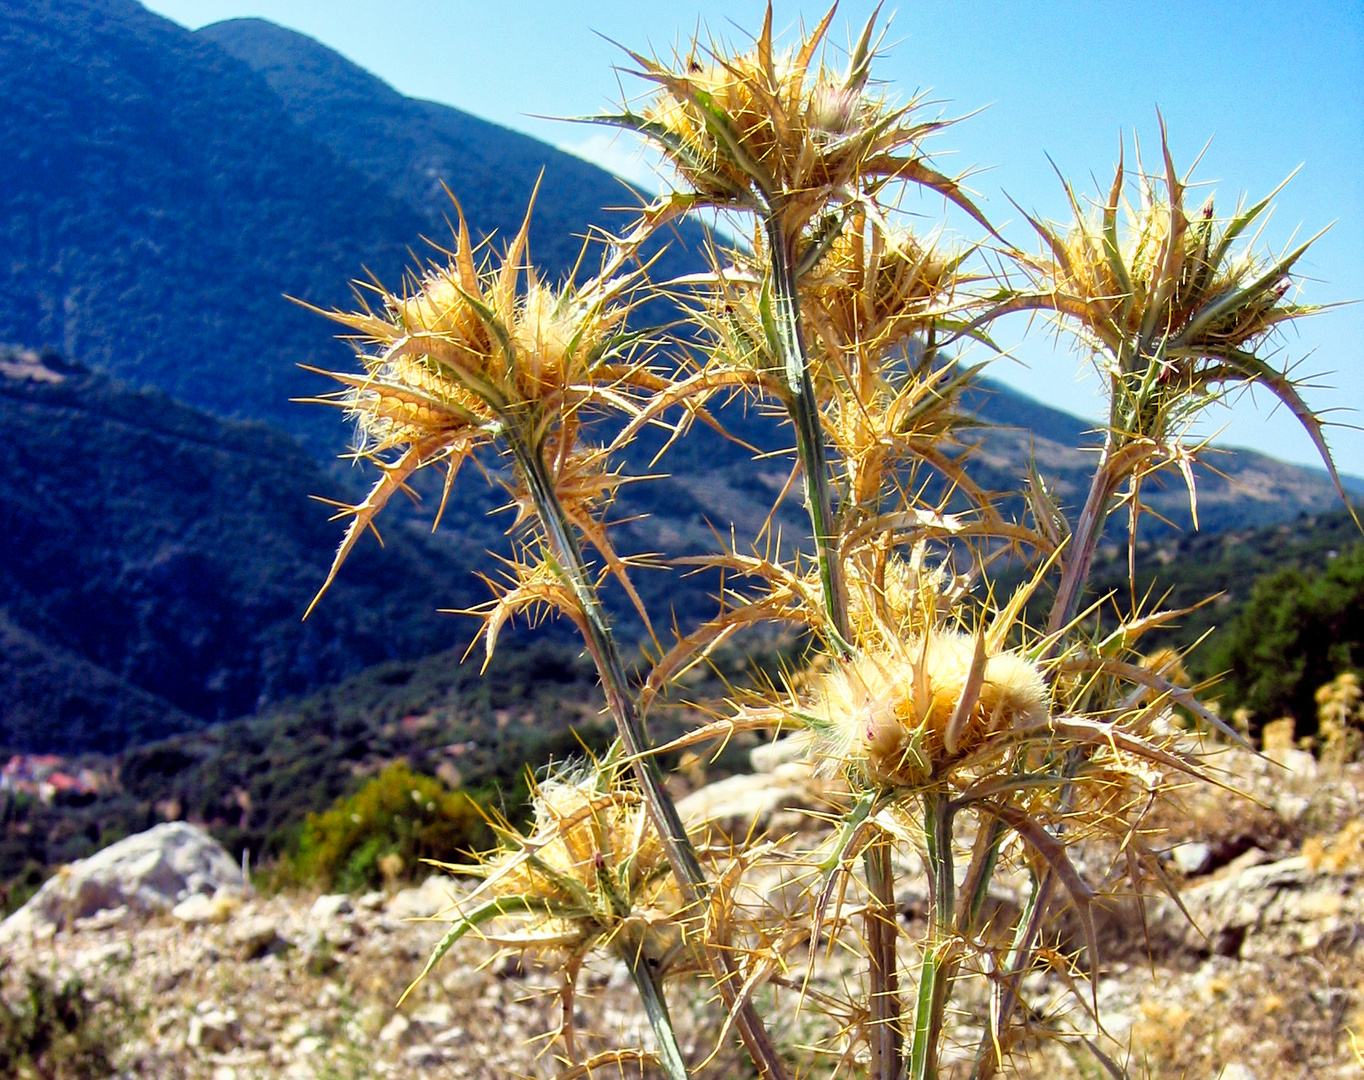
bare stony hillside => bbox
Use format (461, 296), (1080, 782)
(2, 739), (1360, 1080)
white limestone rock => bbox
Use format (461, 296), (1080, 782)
(0, 822), (243, 942)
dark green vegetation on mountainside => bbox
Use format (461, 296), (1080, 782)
(0, 633), (784, 911)
(0, 641), (604, 908)
(0, 347), (487, 750)
(0, 0), (704, 451)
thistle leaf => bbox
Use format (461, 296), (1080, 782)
(398, 894), (572, 1007)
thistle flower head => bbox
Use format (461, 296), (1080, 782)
(493, 766), (659, 895)
(1045, 173), (1296, 365)
(1022, 128), (1336, 462)
(601, 5), (990, 237)
(324, 203), (640, 445)
(804, 630), (1049, 789)
(803, 217), (960, 371)
(446, 760), (679, 966)
(843, 550), (959, 649)
(301, 194), (656, 617)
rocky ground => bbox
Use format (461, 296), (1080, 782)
(1, 742), (1361, 1080)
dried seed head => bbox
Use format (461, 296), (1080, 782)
(1015, 130), (1351, 513)
(1048, 189), (1287, 360)
(807, 630), (1049, 789)
(474, 763), (679, 964)
(302, 194), (653, 617)
(844, 552), (957, 649)
(618, 7), (987, 236)
(1025, 133), (1324, 447)
(804, 219), (958, 370)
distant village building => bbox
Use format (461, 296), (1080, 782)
(1, 754), (106, 803)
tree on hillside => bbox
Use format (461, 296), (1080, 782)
(1210, 544), (1364, 733)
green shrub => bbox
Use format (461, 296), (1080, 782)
(1208, 544), (1364, 735)
(0, 861), (48, 919)
(288, 762), (490, 892)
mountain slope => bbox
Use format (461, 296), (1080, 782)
(0, 0), (696, 451)
(0, 346), (490, 750)
(0, 0), (434, 443)
(197, 18), (669, 273)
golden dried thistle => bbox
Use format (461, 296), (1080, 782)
(404, 760), (683, 1000)
(300, 193), (655, 618)
(802, 215), (961, 380)
(1015, 125), (1343, 495)
(803, 630), (1049, 789)
(598, 4), (990, 237)
(843, 548), (959, 650)
(823, 357), (980, 510)
(1316, 671), (1363, 763)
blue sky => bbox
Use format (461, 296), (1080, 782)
(143, 1), (1364, 479)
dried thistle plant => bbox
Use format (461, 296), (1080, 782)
(998, 128), (1347, 631)
(300, 5), (1351, 1079)
(407, 758), (693, 1073)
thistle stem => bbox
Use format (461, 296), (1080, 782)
(970, 753), (1082, 1079)
(969, 870), (1045, 1080)
(957, 816), (1006, 939)
(1046, 439), (1121, 638)
(909, 793), (958, 1080)
(505, 427), (791, 1080)
(864, 836), (902, 1079)
(763, 209), (886, 1075)
(625, 947), (691, 1080)
(761, 211), (851, 655)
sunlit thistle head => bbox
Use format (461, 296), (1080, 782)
(638, 39), (884, 211)
(475, 762), (680, 965)
(1028, 133), (1319, 387)
(615, 6), (987, 237)
(302, 194), (652, 618)
(806, 630), (1049, 789)
(803, 219), (958, 374)
(310, 192), (644, 458)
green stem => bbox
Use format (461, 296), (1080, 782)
(1046, 437), (1121, 638)
(864, 836), (902, 1079)
(763, 211), (872, 1078)
(505, 427), (790, 1080)
(761, 211), (851, 655)
(625, 947), (691, 1080)
(909, 793), (958, 1080)
(908, 946), (942, 1080)
(506, 429), (701, 887)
